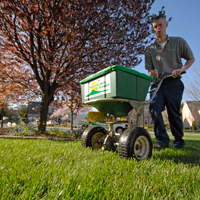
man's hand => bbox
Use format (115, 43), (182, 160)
(171, 69), (185, 78)
(148, 69), (158, 79)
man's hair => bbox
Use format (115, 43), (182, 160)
(152, 14), (167, 23)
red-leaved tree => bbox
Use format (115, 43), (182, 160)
(51, 84), (92, 130)
(51, 101), (92, 131)
(0, 0), (163, 133)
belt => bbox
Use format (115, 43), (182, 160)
(163, 76), (181, 81)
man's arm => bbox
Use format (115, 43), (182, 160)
(148, 69), (158, 79)
(172, 57), (195, 78)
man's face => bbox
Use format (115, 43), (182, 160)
(152, 18), (168, 38)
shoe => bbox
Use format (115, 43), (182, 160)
(174, 145), (184, 149)
(173, 141), (185, 149)
(153, 143), (169, 149)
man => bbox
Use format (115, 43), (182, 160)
(145, 15), (195, 149)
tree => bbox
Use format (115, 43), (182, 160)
(0, 54), (36, 105)
(51, 92), (92, 130)
(17, 104), (28, 124)
(0, 101), (8, 128)
(51, 103), (91, 130)
(0, 0), (162, 133)
(0, 107), (4, 128)
(185, 66), (200, 103)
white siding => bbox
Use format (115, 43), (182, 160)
(182, 102), (194, 128)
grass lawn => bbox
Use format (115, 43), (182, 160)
(145, 127), (200, 135)
(0, 135), (200, 199)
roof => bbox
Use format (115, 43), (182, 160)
(185, 101), (200, 121)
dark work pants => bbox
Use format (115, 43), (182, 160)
(149, 78), (185, 146)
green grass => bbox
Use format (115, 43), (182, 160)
(183, 129), (200, 134)
(0, 136), (200, 199)
(145, 128), (200, 134)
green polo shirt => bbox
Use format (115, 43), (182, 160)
(145, 36), (194, 79)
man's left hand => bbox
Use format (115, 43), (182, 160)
(171, 69), (185, 78)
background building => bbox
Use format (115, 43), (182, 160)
(27, 101), (58, 124)
(182, 101), (200, 130)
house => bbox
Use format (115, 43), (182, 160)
(27, 102), (40, 122)
(143, 105), (153, 126)
(128, 101), (200, 130)
(128, 105), (153, 126)
(27, 101), (58, 123)
(182, 101), (200, 130)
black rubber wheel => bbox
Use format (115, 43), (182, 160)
(81, 124), (88, 129)
(81, 126), (107, 149)
(118, 127), (152, 160)
(115, 126), (125, 134)
(81, 124), (89, 132)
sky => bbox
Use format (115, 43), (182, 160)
(134, 0), (200, 102)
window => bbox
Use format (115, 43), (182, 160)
(130, 119), (133, 125)
(144, 118), (148, 125)
(144, 109), (148, 116)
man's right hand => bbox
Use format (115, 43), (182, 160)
(148, 69), (158, 79)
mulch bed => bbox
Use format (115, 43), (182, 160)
(0, 128), (77, 141)
(0, 128), (8, 135)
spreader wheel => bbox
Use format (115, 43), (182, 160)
(115, 126), (125, 134)
(81, 126), (107, 149)
(118, 127), (152, 160)
(81, 124), (89, 132)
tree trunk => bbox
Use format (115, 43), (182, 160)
(0, 108), (4, 129)
(38, 96), (49, 133)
